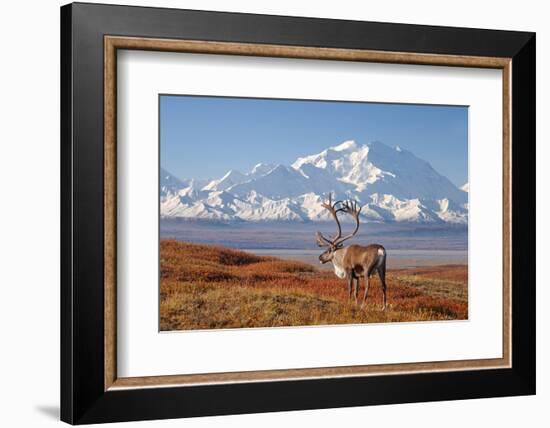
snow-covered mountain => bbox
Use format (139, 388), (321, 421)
(160, 167), (185, 200)
(160, 140), (468, 224)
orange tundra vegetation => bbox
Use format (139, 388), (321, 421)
(160, 239), (468, 331)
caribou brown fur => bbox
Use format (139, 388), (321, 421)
(317, 195), (388, 310)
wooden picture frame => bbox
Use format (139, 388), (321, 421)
(61, 2), (535, 424)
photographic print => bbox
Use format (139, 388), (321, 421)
(159, 95), (469, 331)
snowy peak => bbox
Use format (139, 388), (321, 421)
(161, 168), (184, 190)
(331, 139), (358, 152)
(160, 168), (187, 201)
(248, 162), (276, 178)
(228, 165), (311, 199)
(292, 140), (466, 204)
(202, 169), (247, 192)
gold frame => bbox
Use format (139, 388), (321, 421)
(104, 36), (512, 391)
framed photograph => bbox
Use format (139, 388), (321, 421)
(61, 2), (535, 424)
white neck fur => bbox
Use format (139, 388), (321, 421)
(330, 248), (347, 279)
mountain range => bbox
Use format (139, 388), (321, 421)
(160, 140), (468, 224)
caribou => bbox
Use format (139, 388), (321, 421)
(316, 195), (388, 310)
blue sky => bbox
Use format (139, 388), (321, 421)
(160, 95), (468, 187)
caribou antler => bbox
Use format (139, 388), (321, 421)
(316, 194), (362, 247)
(316, 193), (344, 247)
(335, 200), (362, 245)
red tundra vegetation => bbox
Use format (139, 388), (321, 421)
(160, 239), (468, 331)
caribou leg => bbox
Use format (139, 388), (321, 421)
(377, 264), (387, 311)
(347, 274), (354, 302)
(361, 273), (370, 309)
(354, 276), (360, 305)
